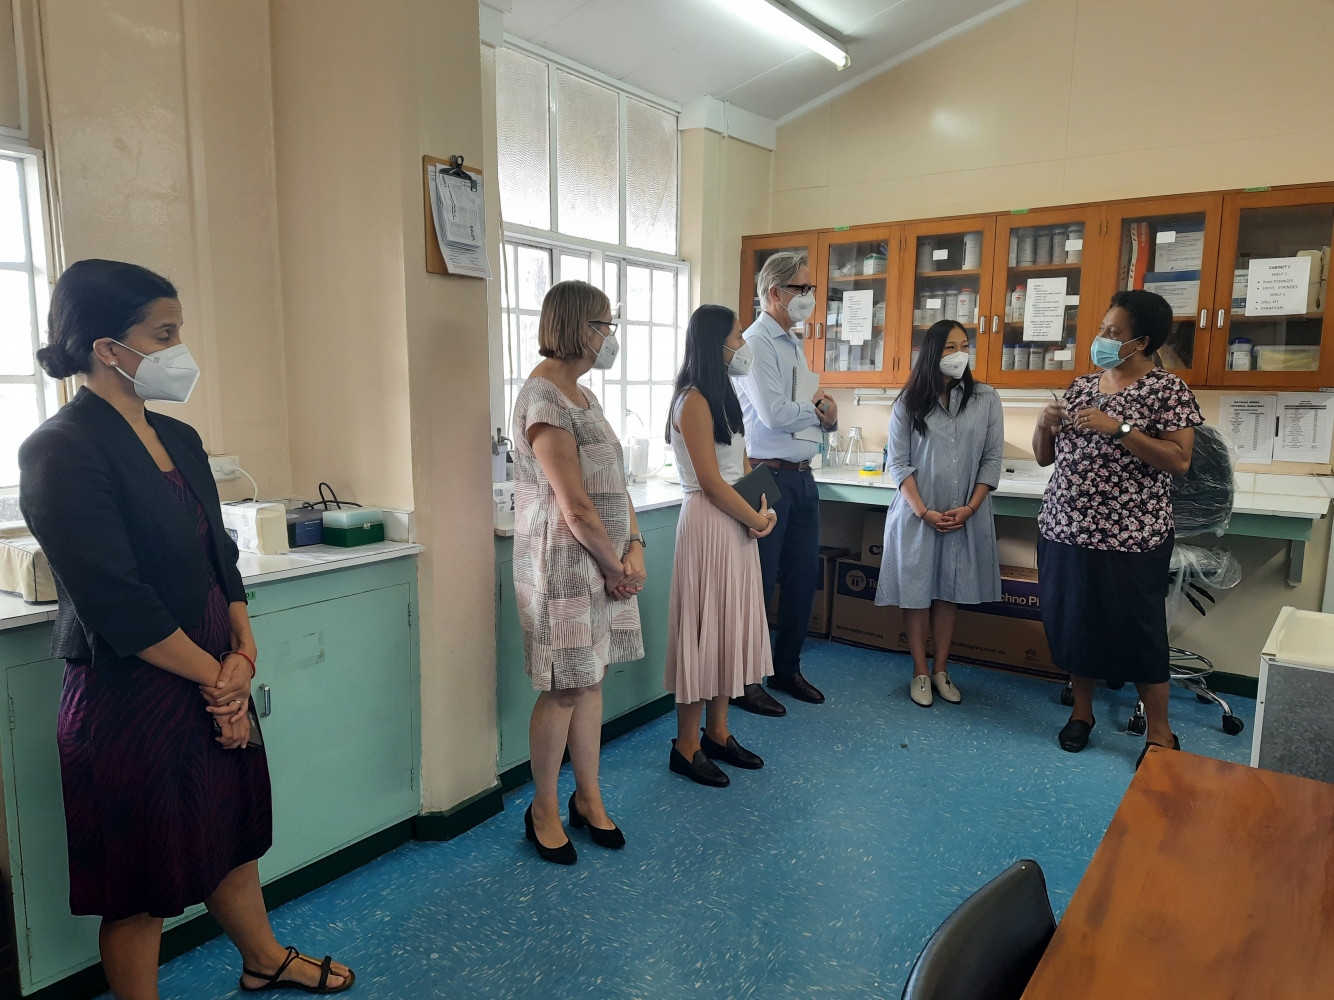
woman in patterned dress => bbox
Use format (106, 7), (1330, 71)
(511, 280), (646, 865)
(1034, 290), (1202, 768)
(20, 260), (352, 997)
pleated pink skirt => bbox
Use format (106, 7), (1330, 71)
(665, 491), (774, 703)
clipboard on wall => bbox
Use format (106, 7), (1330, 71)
(422, 154), (492, 278)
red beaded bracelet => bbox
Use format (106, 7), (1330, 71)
(222, 650), (257, 678)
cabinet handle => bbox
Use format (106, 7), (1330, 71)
(1217, 309), (1226, 329)
(1199, 308), (1208, 329)
(259, 683), (271, 718)
(992, 315), (1000, 334)
(816, 322), (823, 340)
(803, 323), (811, 340)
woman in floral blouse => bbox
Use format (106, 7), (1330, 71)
(1034, 290), (1202, 768)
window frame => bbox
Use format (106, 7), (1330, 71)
(494, 43), (689, 455)
(498, 38), (682, 259)
(0, 139), (54, 493)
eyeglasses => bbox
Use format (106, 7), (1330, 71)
(782, 284), (817, 296)
(589, 320), (619, 336)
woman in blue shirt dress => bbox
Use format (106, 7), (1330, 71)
(875, 321), (1004, 707)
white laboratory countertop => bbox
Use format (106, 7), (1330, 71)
(0, 541), (423, 634)
(812, 465), (1333, 520)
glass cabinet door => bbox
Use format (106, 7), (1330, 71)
(815, 227), (897, 385)
(1210, 187), (1334, 386)
(904, 218), (995, 382)
(740, 233), (817, 363)
(1101, 194), (1223, 385)
(988, 208), (1103, 387)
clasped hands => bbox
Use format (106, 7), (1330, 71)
(201, 650), (254, 749)
(920, 506), (974, 533)
(605, 543), (647, 601)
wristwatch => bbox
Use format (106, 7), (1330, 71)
(627, 532), (647, 550)
(1111, 422), (1133, 440)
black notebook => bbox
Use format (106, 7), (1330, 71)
(733, 463), (782, 512)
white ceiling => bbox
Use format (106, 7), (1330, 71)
(499, 0), (1024, 123)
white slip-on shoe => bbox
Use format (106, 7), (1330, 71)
(932, 670), (961, 704)
(910, 674), (933, 707)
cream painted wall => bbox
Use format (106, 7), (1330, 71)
(270, 0), (497, 812)
(772, 0), (1334, 230)
(39, 0), (290, 499)
(680, 128), (771, 312)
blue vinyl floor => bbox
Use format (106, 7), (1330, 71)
(129, 641), (1254, 999)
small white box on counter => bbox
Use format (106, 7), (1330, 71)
(221, 502), (290, 555)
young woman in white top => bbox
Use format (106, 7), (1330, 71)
(664, 304), (778, 787)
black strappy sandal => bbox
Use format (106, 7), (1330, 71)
(240, 945), (355, 994)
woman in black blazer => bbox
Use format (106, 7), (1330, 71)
(19, 260), (352, 996)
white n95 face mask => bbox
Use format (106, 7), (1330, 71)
(785, 290), (816, 326)
(726, 342), (754, 378)
(592, 328), (619, 371)
(113, 342), (201, 403)
(939, 351), (970, 380)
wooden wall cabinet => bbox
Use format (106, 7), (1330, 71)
(1207, 186), (1334, 388)
(812, 226), (901, 386)
(740, 181), (1334, 392)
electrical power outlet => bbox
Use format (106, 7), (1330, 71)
(208, 454), (241, 481)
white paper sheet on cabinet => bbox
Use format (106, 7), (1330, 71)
(1023, 276), (1068, 342)
(1219, 394), (1276, 464)
(1274, 392), (1333, 463)
(842, 289), (874, 345)
(429, 164), (492, 279)
(1246, 256), (1311, 316)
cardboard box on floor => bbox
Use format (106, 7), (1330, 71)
(830, 558), (1065, 680)
(768, 545), (848, 637)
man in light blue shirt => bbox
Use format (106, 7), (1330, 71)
(732, 251), (837, 714)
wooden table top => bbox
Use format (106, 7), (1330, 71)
(1022, 749), (1334, 999)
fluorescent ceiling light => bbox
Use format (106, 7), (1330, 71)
(722, 0), (850, 70)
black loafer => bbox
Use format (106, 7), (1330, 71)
(1058, 715), (1095, 753)
(768, 670), (825, 704)
(669, 740), (730, 787)
(730, 683), (787, 717)
(1135, 733), (1181, 770)
(700, 732), (764, 769)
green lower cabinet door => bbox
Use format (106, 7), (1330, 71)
(5, 659), (204, 993)
(249, 584), (417, 882)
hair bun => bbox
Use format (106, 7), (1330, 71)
(36, 341), (81, 379)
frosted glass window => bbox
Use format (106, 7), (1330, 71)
(651, 326), (676, 381)
(626, 265), (652, 321)
(626, 99), (677, 254)
(0, 152), (49, 488)
(0, 159), (24, 263)
(559, 254), (589, 283)
(0, 383), (37, 488)
(496, 48), (551, 230)
(0, 270), (33, 376)
(555, 71), (620, 244)
(625, 325), (651, 381)
(652, 269), (675, 325)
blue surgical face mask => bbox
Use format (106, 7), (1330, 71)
(1090, 335), (1142, 370)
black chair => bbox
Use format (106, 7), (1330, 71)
(900, 859), (1056, 1000)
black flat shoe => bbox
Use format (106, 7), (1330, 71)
(1135, 733), (1181, 770)
(524, 803), (576, 865)
(700, 731), (764, 769)
(669, 740), (730, 787)
(730, 683), (786, 717)
(568, 791), (625, 849)
(1058, 715), (1095, 753)
(768, 670), (825, 704)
